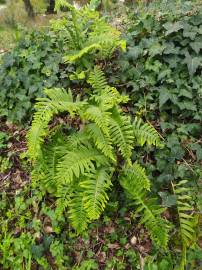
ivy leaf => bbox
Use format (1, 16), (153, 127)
(145, 60), (162, 73)
(198, 25), (202, 35)
(149, 43), (165, 57)
(127, 46), (143, 60)
(183, 25), (198, 40)
(184, 52), (200, 76)
(158, 192), (177, 207)
(190, 14), (202, 26)
(178, 101), (197, 111)
(190, 144), (202, 161)
(190, 40), (202, 54)
(158, 69), (171, 81)
(163, 21), (183, 36)
(164, 42), (179, 55)
(159, 89), (170, 108)
(179, 89), (193, 99)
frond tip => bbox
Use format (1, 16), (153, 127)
(172, 180), (198, 270)
(68, 191), (89, 233)
(88, 67), (108, 94)
(81, 167), (112, 220)
(120, 163), (170, 248)
(133, 117), (163, 147)
(110, 112), (134, 162)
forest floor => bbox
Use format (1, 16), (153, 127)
(0, 120), (29, 193)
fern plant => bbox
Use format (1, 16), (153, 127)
(27, 67), (168, 246)
(52, 0), (125, 69)
(172, 180), (199, 270)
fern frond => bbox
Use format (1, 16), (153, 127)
(80, 167), (112, 220)
(39, 144), (60, 193)
(172, 180), (198, 270)
(120, 163), (169, 248)
(109, 110), (134, 162)
(64, 44), (102, 63)
(88, 67), (108, 94)
(124, 162), (151, 190)
(41, 88), (86, 115)
(84, 105), (111, 136)
(27, 107), (53, 161)
(86, 123), (115, 161)
(133, 117), (163, 147)
(27, 88), (86, 161)
(56, 146), (108, 183)
(92, 86), (129, 110)
(55, 0), (75, 11)
(87, 20), (124, 57)
(68, 191), (89, 233)
(31, 131), (70, 193)
(56, 131), (91, 156)
(55, 184), (72, 217)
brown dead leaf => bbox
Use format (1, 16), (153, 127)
(44, 225), (54, 234)
(130, 235), (137, 246)
(108, 242), (120, 249)
(104, 226), (115, 234)
(96, 251), (106, 263)
(162, 209), (171, 220)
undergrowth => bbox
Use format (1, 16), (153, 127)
(0, 0), (201, 269)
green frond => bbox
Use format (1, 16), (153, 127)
(133, 117), (163, 147)
(88, 67), (108, 94)
(172, 180), (198, 270)
(109, 110), (134, 162)
(173, 180), (197, 245)
(64, 44), (102, 63)
(68, 191), (89, 233)
(87, 20), (124, 58)
(56, 146), (108, 184)
(84, 105), (111, 136)
(41, 88), (86, 115)
(56, 131), (91, 155)
(123, 162), (151, 191)
(39, 145), (59, 193)
(80, 167), (112, 220)
(31, 131), (70, 193)
(27, 88), (85, 161)
(120, 163), (169, 248)
(93, 86), (129, 110)
(55, 184), (72, 216)
(27, 107), (53, 161)
(86, 123), (115, 161)
(55, 0), (75, 11)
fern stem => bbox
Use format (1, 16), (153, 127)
(180, 243), (186, 270)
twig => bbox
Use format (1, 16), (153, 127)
(182, 158), (195, 174)
(139, 253), (144, 270)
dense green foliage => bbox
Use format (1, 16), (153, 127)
(27, 67), (167, 245)
(111, 0), (202, 203)
(0, 1), (201, 269)
(0, 2), (124, 125)
(0, 30), (68, 123)
(119, 2), (202, 120)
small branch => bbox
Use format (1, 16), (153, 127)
(139, 254), (144, 270)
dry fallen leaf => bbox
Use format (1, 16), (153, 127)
(96, 251), (106, 263)
(108, 242), (120, 249)
(130, 235), (137, 246)
(44, 225), (54, 234)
